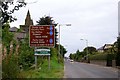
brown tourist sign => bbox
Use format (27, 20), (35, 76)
(29, 25), (55, 47)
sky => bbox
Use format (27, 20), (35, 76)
(10, 0), (120, 57)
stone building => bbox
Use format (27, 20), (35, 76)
(9, 10), (33, 42)
(20, 10), (33, 34)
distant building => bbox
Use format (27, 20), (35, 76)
(9, 27), (18, 32)
(9, 27), (26, 42)
(9, 10), (33, 42)
(97, 44), (114, 53)
(103, 44), (113, 51)
(20, 10), (33, 34)
(97, 46), (104, 53)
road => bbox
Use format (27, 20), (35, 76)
(64, 59), (119, 78)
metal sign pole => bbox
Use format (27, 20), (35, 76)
(34, 47), (37, 69)
(35, 55), (37, 69)
(48, 55), (50, 70)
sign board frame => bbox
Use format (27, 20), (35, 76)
(29, 25), (55, 48)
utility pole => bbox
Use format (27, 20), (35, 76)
(58, 24), (71, 63)
(117, 1), (120, 67)
(80, 39), (89, 63)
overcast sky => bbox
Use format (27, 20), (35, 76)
(10, 0), (119, 57)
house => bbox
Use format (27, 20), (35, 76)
(97, 44), (114, 53)
(9, 27), (26, 42)
(9, 27), (18, 32)
(103, 44), (113, 51)
(97, 46), (104, 52)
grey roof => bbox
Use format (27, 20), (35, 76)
(16, 32), (26, 39)
(9, 27), (18, 32)
(97, 46), (104, 50)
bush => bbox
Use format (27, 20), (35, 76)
(18, 43), (34, 70)
(89, 53), (116, 61)
(107, 54), (116, 61)
(2, 54), (20, 78)
(89, 53), (107, 60)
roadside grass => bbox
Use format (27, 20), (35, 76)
(18, 48), (64, 78)
(19, 59), (64, 78)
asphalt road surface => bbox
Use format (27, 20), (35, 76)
(64, 59), (119, 78)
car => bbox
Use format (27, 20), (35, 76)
(70, 59), (74, 62)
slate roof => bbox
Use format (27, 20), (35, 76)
(15, 32), (26, 39)
(9, 27), (18, 32)
(97, 46), (104, 50)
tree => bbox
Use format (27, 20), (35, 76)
(74, 50), (80, 61)
(36, 16), (58, 47)
(0, 0), (26, 25)
(2, 23), (13, 54)
(59, 44), (67, 57)
(116, 37), (120, 66)
(69, 53), (75, 60)
(2, 22), (20, 78)
(83, 46), (97, 55)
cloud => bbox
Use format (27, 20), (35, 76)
(10, 0), (119, 57)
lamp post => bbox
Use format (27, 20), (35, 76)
(80, 39), (89, 63)
(58, 24), (71, 63)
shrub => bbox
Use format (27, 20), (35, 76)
(2, 54), (20, 78)
(89, 53), (107, 60)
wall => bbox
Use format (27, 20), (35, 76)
(90, 60), (117, 68)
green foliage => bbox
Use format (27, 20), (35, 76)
(36, 16), (55, 25)
(2, 23), (13, 46)
(116, 37), (120, 66)
(2, 22), (20, 78)
(18, 37), (34, 70)
(50, 48), (58, 61)
(2, 54), (20, 78)
(84, 46), (97, 54)
(1, 1), (26, 24)
(0, 27), (2, 43)
(19, 48), (64, 78)
(69, 50), (86, 61)
(89, 53), (107, 60)
(90, 53), (115, 61)
(69, 53), (75, 60)
(36, 16), (58, 47)
(59, 45), (67, 57)
(107, 54), (116, 61)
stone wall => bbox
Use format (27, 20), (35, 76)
(90, 60), (106, 66)
(90, 60), (117, 68)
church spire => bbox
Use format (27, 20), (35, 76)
(25, 10), (33, 26)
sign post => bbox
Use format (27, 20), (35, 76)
(29, 25), (55, 70)
(35, 55), (37, 69)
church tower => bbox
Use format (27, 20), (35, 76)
(25, 10), (33, 26)
(20, 10), (33, 33)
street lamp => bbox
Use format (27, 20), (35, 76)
(80, 39), (89, 63)
(58, 24), (71, 63)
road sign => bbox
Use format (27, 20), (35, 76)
(34, 49), (50, 55)
(29, 25), (55, 47)
(34, 48), (51, 69)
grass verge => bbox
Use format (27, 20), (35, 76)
(18, 48), (64, 78)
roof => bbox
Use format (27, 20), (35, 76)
(103, 44), (113, 49)
(15, 32), (26, 39)
(9, 27), (18, 32)
(97, 46), (104, 50)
